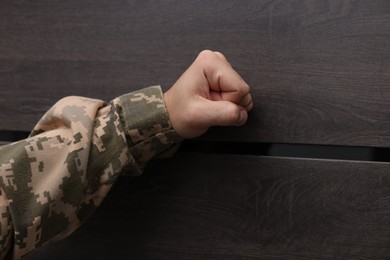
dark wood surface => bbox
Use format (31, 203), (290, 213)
(1, 1), (390, 259)
(25, 152), (390, 259)
(1, 0), (390, 147)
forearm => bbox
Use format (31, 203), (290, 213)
(0, 86), (181, 259)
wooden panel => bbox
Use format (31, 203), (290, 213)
(25, 152), (390, 259)
(0, 0), (390, 147)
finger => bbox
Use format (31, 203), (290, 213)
(197, 52), (251, 104)
(245, 101), (254, 111)
(210, 90), (222, 101)
(239, 93), (254, 111)
(218, 79), (251, 106)
(197, 99), (248, 127)
(213, 51), (230, 64)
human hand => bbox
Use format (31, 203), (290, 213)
(164, 50), (253, 139)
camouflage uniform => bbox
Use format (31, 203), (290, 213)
(0, 86), (182, 259)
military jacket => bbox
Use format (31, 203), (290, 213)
(0, 86), (182, 259)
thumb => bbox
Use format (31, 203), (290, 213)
(199, 99), (248, 127)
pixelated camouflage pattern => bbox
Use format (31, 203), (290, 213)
(0, 86), (182, 259)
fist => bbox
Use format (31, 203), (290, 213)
(164, 50), (253, 139)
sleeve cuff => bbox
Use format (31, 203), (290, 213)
(117, 86), (183, 171)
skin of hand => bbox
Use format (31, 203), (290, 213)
(164, 50), (253, 139)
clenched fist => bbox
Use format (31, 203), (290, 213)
(164, 50), (253, 139)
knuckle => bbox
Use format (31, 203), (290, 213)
(197, 50), (214, 60)
(213, 51), (226, 60)
(196, 50), (219, 65)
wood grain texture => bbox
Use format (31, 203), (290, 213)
(25, 152), (390, 259)
(0, 0), (389, 147)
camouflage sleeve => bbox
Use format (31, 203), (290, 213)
(0, 86), (182, 259)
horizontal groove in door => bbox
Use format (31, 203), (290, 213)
(180, 140), (390, 163)
(2, 131), (389, 162)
